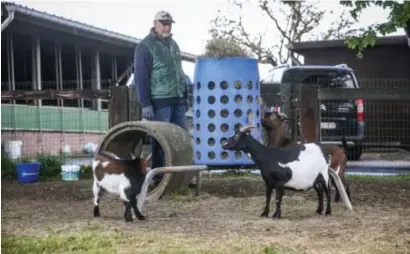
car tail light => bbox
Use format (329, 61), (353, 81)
(356, 99), (364, 121)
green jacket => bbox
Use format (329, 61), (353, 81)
(138, 29), (186, 100)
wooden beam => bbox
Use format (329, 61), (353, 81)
(108, 86), (129, 128)
(1, 89), (111, 100)
(299, 85), (319, 143)
(318, 88), (410, 100)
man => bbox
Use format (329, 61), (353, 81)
(134, 10), (188, 184)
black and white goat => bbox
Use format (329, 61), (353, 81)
(92, 150), (147, 222)
(222, 125), (351, 219)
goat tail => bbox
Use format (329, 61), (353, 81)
(328, 167), (353, 212)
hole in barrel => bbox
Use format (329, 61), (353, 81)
(208, 123), (216, 132)
(208, 110), (215, 118)
(208, 138), (215, 146)
(208, 96), (215, 104)
(234, 109), (242, 118)
(234, 80), (242, 89)
(220, 81), (228, 90)
(220, 109), (229, 118)
(234, 95), (242, 103)
(220, 95), (229, 104)
(208, 81), (215, 90)
(220, 123), (229, 132)
(235, 151), (242, 159)
(208, 151), (215, 160)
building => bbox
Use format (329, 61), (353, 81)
(288, 35), (410, 80)
(1, 1), (196, 157)
(287, 34), (410, 151)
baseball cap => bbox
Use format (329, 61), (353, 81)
(154, 10), (175, 23)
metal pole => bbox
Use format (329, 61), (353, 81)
(1, 8), (14, 32)
(7, 33), (16, 140)
(137, 165), (209, 212)
(93, 51), (101, 111)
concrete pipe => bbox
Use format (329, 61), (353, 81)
(96, 120), (196, 202)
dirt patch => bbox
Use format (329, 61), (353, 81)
(2, 176), (410, 254)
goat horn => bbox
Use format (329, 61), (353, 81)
(278, 112), (289, 119)
(240, 124), (257, 133)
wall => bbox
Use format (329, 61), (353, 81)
(300, 45), (410, 79)
(1, 104), (108, 132)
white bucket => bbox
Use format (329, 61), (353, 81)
(5, 140), (23, 159)
(61, 164), (81, 181)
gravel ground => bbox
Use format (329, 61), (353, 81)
(2, 176), (410, 254)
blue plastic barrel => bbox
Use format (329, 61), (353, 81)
(192, 57), (262, 165)
(16, 162), (41, 183)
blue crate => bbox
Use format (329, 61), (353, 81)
(16, 162), (41, 183)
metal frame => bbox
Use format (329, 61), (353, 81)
(136, 164), (354, 214)
(137, 165), (209, 212)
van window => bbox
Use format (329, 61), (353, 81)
(281, 69), (356, 89)
(262, 67), (286, 83)
(315, 72), (356, 89)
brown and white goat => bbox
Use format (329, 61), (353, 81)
(92, 150), (147, 222)
(261, 110), (351, 203)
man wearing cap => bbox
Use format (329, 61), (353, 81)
(134, 10), (188, 184)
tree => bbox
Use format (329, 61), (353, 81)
(199, 37), (252, 58)
(209, 0), (356, 67)
(341, 0), (410, 58)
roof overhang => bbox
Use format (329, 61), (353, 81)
(1, 2), (197, 62)
(288, 35), (409, 54)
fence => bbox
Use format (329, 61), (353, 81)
(2, 77), (410, 168)
(1, 82), (111, 159)
(297, 84), (410, 169)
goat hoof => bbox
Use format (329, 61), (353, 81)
(272, 213), (281, 219)
(93, 207), (100, 217)
(260, 212), (269, 218)
(137, 215), (146, 221)
(124, 214), (133, 222)
(124, 217), (133, 223)
(316, 210), (323, 215)
(325, 211), (332, 216)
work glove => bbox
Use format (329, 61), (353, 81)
(142, 105), (154, 120)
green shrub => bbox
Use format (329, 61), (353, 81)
(80, 164), (93, 179)
(1, 153), (16, 178)
(35, 153), (63, 179)
(199, 37), (251, 58)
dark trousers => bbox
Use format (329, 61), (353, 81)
(151, 104), (187, 182)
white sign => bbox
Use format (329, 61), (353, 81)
(22, 172), (38, 177)
(320, 122), (336, 129)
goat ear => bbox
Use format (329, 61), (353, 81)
(139, 159), (148, 175)
(134, 140), (144, 157)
